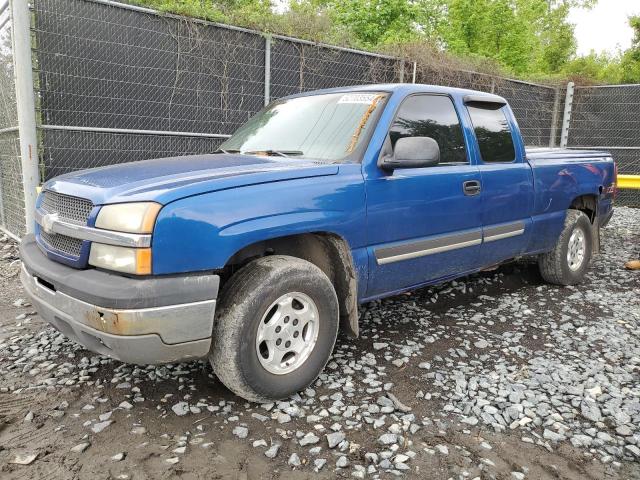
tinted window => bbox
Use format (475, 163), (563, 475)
(389, 95), (467, 165)
(467, 104), (516, 163)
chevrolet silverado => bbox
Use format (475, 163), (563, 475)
(20, 84), (616, 402)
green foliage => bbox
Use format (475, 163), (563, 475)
(124, 0), (640, 85)
(560, 14), (640, 84)
(538, 3), (576, 73)
(440, 0), (543, 75)
(619, 16), (640, 83)
(562, 52), (624, 84)
(317, 0), (444, 47)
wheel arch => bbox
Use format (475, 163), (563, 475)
(568, 194), (600, 251)
(569, 194), (598, 223)
(223, 232), (360, 337)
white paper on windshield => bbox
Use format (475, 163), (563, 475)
(337, 93), (379, 105)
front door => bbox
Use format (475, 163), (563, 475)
(365, 94), (484, 299)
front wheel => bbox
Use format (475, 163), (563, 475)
(538, 209), (593, 286)
(210, 255), (339, 402)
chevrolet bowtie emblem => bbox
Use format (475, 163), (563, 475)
(41, 213), (59, 234)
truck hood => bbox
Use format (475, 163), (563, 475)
(43, 154), (339, 205)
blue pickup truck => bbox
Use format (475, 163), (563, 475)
(20, 84), (616, 402)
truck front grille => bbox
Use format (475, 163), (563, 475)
(41, 190), (93, 225)
(39, 230), (84, 258)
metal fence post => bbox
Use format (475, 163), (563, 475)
(411, 61), (417, 83)
(0, 0), (9, 232)
(560, 81), (574, 149)
(398, 60), (404, 83)
(549, 86), (561, 148)
(264, 35), (271, 106)
(11, 0), (39, 235)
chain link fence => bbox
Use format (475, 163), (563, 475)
(32, 0), (263, 177)
(0, 1), (25, 238)
(569, 85), (640, 207)
(34, 0), (265, 133)
(0, 0), (637, 238)
(269, 39), (400, 100)
(31, 0), (561, 184)
(31, 0), (407, 182)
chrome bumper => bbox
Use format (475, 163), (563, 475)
(20, 263), (216, 365)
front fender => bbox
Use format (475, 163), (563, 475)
(151, 165), (366, 275)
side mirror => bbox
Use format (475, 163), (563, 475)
(379, 136), (440, 171)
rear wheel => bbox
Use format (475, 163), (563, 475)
(210, 255), (339, 402)
(538, 210), (593, 285)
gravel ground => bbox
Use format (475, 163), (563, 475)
(0, 207), (639, 480)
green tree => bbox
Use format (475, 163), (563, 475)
(563, 51), (624, 83)
(315, 0), (445, 47)
(439, 0), (588, 75)
(619, 16), (640, 83)
(560, 14), (639, 84)
(538, 3), (576, 72)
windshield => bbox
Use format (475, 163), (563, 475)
(220, 92), (388, 162)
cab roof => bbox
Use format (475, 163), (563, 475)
(283, 83), (507, 105)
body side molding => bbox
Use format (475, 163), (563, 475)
(374, 229), (482, 265)
(483, 221), (526, 243)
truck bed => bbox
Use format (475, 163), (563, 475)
(526, 147), (612, 162)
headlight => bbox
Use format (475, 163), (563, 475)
(95, 202), (161, 234)
(89, 243), (152, 275)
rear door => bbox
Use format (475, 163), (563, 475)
(464, 100), (534, 265)
(364, 94), (484, 298)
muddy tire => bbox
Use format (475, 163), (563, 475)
(210, 255), (339, 402)
(538, 210), (593, 286)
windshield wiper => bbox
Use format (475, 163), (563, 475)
(243, 150), (304, 158)
(213, 148), (240, 154)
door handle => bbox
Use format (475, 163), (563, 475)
(463, 180), (481, 196)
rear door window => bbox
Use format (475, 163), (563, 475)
(466, 104), (516, 163)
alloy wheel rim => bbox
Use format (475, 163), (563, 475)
(255, 292), (319, 375)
